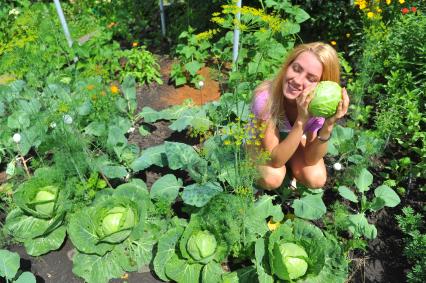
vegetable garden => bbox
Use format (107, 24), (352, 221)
(0, 0), (425, 283)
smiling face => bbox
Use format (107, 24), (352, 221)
(282, 51), (323, 101)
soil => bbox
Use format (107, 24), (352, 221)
(0, 56), (418, 283)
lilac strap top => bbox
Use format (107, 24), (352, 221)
(251, 90), (324, 134)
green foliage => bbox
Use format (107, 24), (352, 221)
(0, 249), (36, 283)
(252, 219), (348, 282)
(68, 179), (164, 283)
(4, 167), (71, 256)
(396, 206), (426, 283)
(116, 46), (163, 85)
(170, 27), (209, 88)
(334, 168), (401, 240)
(350, 11), (426, 186)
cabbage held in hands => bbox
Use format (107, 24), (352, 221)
(308, 81), (342, 118)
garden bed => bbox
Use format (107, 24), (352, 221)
(1, 59), (416, 283)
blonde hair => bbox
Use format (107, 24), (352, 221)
(254, 42), (340, 125)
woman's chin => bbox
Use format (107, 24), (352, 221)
(283, 92), (299, 101)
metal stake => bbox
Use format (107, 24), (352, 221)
(232, 0), (242, 66)
(53, 0), (73, 47)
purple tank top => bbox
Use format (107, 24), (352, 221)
(251, 90), (324, 133)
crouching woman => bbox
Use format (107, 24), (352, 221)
(250, 42), (350, 190)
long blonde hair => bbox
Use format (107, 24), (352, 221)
(254, 42), (340, 125)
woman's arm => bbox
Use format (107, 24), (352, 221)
(262, 120), (306, 168)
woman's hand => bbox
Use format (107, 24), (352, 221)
(295, 85), (316, 124)
(325, 87), (350, 125)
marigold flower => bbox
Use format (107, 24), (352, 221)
(267, 220), (280, 231)
(330, 40), (337, 46)
(110, 85), (119, 94)
(132, 42), (139, 47)
(401, 7), (409, 14)
(367, 12), (375, 18)
(399, 0), (405, 4)
(386, 0), (391, 5)
(411, 6), (417, 13)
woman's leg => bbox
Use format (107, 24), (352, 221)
(288, 146), (327, 189)
(257, 164), (286, 190)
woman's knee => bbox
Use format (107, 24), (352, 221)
(303, 169), (327, 189)
(258, 166), (286, 190)
(292, 166), (327, 189)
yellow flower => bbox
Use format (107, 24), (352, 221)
(376, 8), (382, 13)
(110, 85), (119, 94)
(399, 0), (405, 4)
(346, 33), (351, 38)
(367, 12), (375, 18)
(386, 0), (392, 5)
(267, 219), (280, 231)
(330, 40), (337, 46)
(132, 42), (138, 47)
(224, 140), (231, 146)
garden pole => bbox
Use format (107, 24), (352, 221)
(53, 0), (73, 47)
(232, 0), (242, 67)
(159, 0), (166, 36)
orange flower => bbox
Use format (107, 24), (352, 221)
(110, 85), (119, 94)
(411, 6), (417, 13)
(132, 42), (139, 47)
(401, 7), (409, 14)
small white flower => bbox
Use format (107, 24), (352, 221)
(9, 8), (20, 16)
(63, 114), (73, 125)
(198, 81), (204, 88)
(333, 162), (343, 171)
(127, 127), (135, 134)
(12, 133), (21, 143)
(50, 122), (57, 129)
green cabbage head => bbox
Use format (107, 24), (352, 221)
(186, 230), (217, 262)
(273, 242), (308, 280)
(32, 185), (58, 216)
(99, 206), (136, 239)
(308, 81), (342, 118)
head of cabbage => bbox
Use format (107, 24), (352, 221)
(31, 185), (58, 217)
(308, 81), (342, 118)
(272, 242), (308, 280)
(96, 205), (137, 243)
(186, 230), (217, 262)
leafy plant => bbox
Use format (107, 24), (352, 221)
(116, 46), (163, 85)
(153, 192), (284, 283)
(251, 218), (348, 282)
(396, 206), (426, 283)
(4, 167), (72, 256)
(336, 168), (401, 239)
(67, 179), (165, 283)
(0, 249), (36, 283)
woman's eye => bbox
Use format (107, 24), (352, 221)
(292, 64), (301, 72)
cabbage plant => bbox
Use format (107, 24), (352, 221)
(4, 168), (71, 256)
(248, 219), (348, 282)
(308, 81), (342, 118)
(153, 193), (285, 283)
(67, 179), (165, 283)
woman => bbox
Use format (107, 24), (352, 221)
(251, 42), (350, 190)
